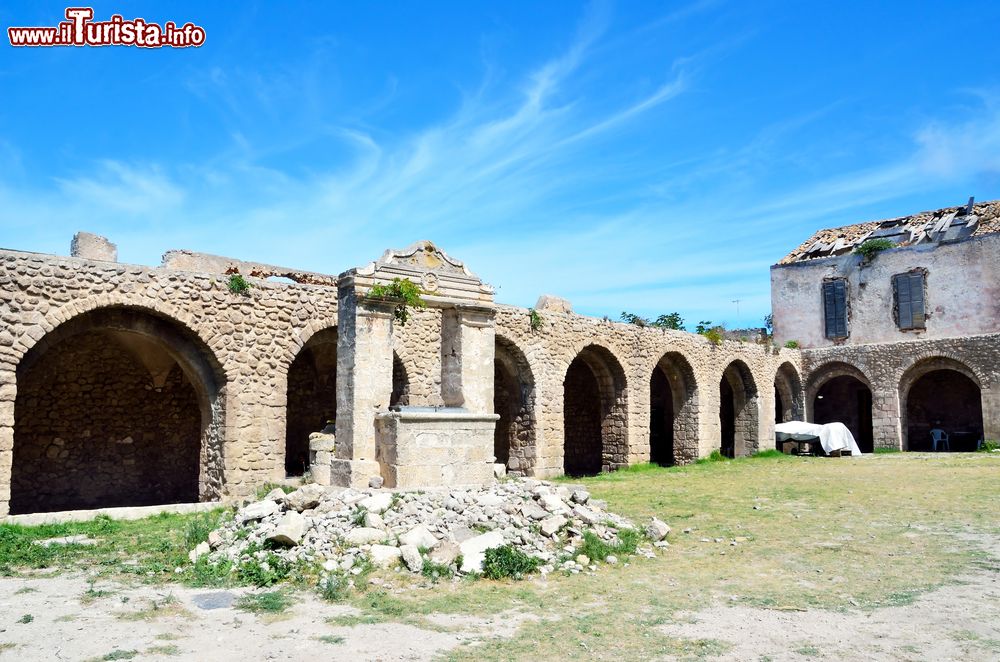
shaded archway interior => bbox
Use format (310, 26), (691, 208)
(285, 328), (337, 476)
(905, 368), (983, 451)
(493, 337), (536, 476)
(391, 353), (410, 408)
(719, 361), (759, 458)
(650, 352), (698, 466)
(813, 375), (873, 453)
(11, 307), (224, 515)
(563, 345), (627, 477)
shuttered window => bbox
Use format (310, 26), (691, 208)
(822, 279), (848, 339)
(893, 272), (926, 330)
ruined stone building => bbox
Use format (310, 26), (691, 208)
(1, 198), (997, 517)
(772, 199), (1000, 453)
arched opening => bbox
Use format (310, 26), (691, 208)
(901, 359), (983, 452)
(12, 307), (224, 515)
(719, 361), (759, 458)
(650, 352), (698, 465)
(809, 363), (873, 453)
(494, 337), (536, 476)
(774, 363), (803, 425)
(562, 345), (627, 476)
(285, 328), (337, 477)
(391, 353), (410, 408)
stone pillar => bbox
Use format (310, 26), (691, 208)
(329, 284), (394, 488)
(873, 389), (902, 450)
(982, 385), (1000, 444)
(440, 305), (495, 412)
(0, 369), (13, 517)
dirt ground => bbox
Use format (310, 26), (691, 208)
(2, 453), (998, 661)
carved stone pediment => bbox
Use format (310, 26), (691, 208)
(347, 240), (494, 305)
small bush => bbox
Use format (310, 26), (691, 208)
(421, 560), (455, 581)
(17, 613), (32, 624)
(854, 238), (896, 260)
(978, 440), (999, 453)
(226, 273), (252, 295)
(784, 340), (800, 349)
(235, 590), (294, 614)
(482, 545), (540, 580)
(318, 573), (350, 602)
(702, 328), (723, 346)
(184, 512), (219, 548)
(236, 550), (292, 587)
(350, 506), (368, 527)
(528, 308), (544, 331)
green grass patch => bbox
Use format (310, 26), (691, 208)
(235, 590), (294, 614)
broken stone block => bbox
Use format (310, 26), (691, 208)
(344, 527), (387, 546)
(459, 530), (505, 574)
(400, 544), (423, 573)
(363, 511), (385, 529)
(368, 476), (384, 489)
(359, 492), (394, 514)
(571, 490), (590, 505)
(188, 541), (210, 562)
(539, 494), (569, 514)
(645, 517), (671, 541)
(399, 524), (438, 550)
(534, 294), (572, 314)
(266, 511), (305, 546)
(239, 499), (279, 522)
(283, 483), (325, 512)
(428, 541), (460, 566)
(493, 463), (506, 479)
(369, 544), (402, 568)
(540, 514), (567, 538)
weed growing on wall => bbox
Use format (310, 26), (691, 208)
(784, 340), (800, 349)
(226, 273), (252, 295)
(528, 308), (544, 331)
(367, 277), (427, 325)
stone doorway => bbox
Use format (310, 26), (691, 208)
(813, 375), (874, 453)
(650, 352), (698, 465)
(902, 360), (983, 452)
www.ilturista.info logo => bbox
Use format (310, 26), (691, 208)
(7, 7), (206, 48)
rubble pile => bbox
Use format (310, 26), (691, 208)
(191, 479), (670, 580)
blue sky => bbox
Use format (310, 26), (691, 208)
(2, 1), (999, 328)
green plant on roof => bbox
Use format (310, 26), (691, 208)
(366, 277), (427, 326)
(227, 273), (252, 295)
(528, 308), (544, 331)
(854, 238), (896, 260)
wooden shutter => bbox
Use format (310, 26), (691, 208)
(895, 272), (925, 329)
(823, 280), (847, 338)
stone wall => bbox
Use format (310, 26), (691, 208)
(801, 333), (1000, 449)
(0, 244), (802, 515)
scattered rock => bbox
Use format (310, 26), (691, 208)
(369, 545), (402, 568)
(207, 530), (223, 549)
(34, 535), (97, 547)
(400, 544), (423, 573)
(283, 484), (325, 512)
(428, 541), (460, 566)
(520, 502), (548, 521)
(605, 555), (618, 565)
(188, 541), (210, 562)
(267, 511), (305, 546)
(571, 490), (590, 505)
(572, 505), (602, 526)
(576, 554), (591, 566)
(363, 512), (385, 529)
(368, 476), (384, 489)
(399, 524), (438, 550)
(264, 488), (287, 501)
(239, 499), (280, 522)
(540, 514), (567, 538)
(493, 463), (506, 479)
(360, 492), (394, 514)
(345, 527), (387, 546)
(646, 517), (671, 542)
(539, 494), (569, 514)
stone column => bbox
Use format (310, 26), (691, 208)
(440, 305), (495, 413)
(982, 385), (1000, 444)
(0, 368), (14, 517)
(873, 389), (902, 450)
(328, 283), (394, 488)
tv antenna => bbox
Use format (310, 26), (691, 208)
(731, 298), (742, 325)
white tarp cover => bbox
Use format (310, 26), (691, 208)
(774, 421), (863, 456)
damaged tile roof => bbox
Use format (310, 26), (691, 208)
(777, 198), (1000, 264)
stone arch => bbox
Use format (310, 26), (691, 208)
(285, 326), (338, 477)
(719, 360), (759, 458)
(899, 356), (984, 452)
(774, 362), (803, 426)
(562, 344), (628, 476)
(649, 351), (699, 465)
(807, 361), (873, 453)
(494, 335), (537, 476)
(11, 305), (226, 514)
